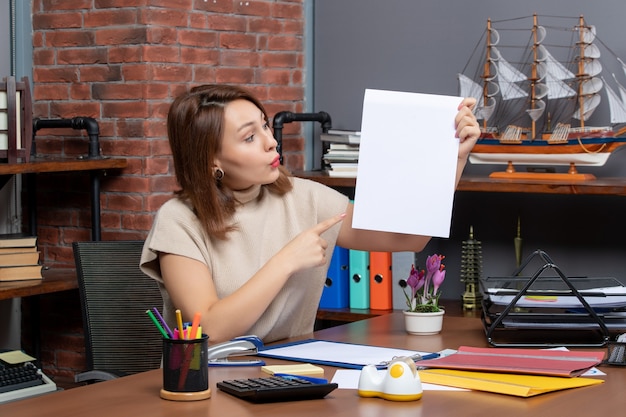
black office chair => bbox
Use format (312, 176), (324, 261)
(72, 240), (163, 383)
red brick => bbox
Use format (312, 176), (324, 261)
(121, 213), (156, 230)
(206, 14), (246, 31)
(84, 9), (138, 28)
(32, 12), (84, 30)
(145, 157), (171, 175)
(107, 193), (144, 211)
(220, 33), (257, 50)
(143, 45), (181, 63)
(261, 52), (299, 68)
(272, 2), (303, 19)
(95, 27), (148, 45)
(178, 29), (218, 47)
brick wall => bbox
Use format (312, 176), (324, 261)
(26, 0), (306, 383)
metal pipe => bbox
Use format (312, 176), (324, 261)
(272, 111), (332, 162)
(33, 116), (101, 158)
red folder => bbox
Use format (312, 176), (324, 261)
(414, 346), (605, 377)
(369, 251), (392, 310)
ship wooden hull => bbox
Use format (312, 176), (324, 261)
(469, 137), (626, 166)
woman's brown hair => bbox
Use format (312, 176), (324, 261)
(167, 84), (293, 239)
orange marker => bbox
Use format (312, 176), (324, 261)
(189, 312), (201, 341)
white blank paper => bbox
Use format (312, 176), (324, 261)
(352, 89), (461, 238)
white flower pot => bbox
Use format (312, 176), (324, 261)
(403, 310), (444, 335)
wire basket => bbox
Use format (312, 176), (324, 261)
(604, 342), (626, 365)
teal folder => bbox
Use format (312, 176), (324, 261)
(349, 249), (370, 309)
(319, 246), (350, 309)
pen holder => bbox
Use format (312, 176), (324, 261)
(604, 341), (626, 366)
(160, 335), (211, 401)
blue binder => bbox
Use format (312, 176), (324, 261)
(349, 249), (370, 309)
(319, 246), (350, 309)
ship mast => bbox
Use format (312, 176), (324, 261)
(529, 14), (540, 139)
(576, 15), (586, 131)
(482, 18), (493, 132)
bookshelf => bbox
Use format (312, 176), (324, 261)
(293, 170), (626, 196)
(0, 156), (127, 240)
(297, 170), (626, 325)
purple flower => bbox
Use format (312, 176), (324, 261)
(432, 269), (446, 294)
(406, 265), (425, 291)
(403, 254), (446, 312)
(425, 254), (442, 274)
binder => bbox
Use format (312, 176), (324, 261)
(319, 246), (350, 309)
(414, 346), (605, 377)
(391, 252), (415, 310)
(369, 251), (392, 310)
(349, 249), (370, 309)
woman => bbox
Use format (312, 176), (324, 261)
(141, 84), (480, 344)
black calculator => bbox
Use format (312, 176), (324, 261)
(216, 374), (338, 403)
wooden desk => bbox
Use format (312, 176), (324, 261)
(1, 312), (621, 417)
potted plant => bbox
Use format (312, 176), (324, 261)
(402, 254), (446, 335)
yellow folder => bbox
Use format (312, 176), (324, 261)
(418, 368), (603, 397)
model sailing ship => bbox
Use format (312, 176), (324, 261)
(459, 14), (626, 178)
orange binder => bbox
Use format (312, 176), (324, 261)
(369, 251), (392, 310)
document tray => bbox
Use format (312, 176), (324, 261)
(480, 250), (626, 347)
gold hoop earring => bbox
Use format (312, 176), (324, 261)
(214, 168), (224, 181)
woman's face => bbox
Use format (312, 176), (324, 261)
(216, 99), (281, 191)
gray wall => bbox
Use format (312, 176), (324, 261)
(313, 1), (626, 302)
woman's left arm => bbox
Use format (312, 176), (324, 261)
(453, 97), (480, 187)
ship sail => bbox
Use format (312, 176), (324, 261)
(492, 47), (528, 100)
(573, 24), (603, 122)
(604, 79), (626, 124)
(537, 45), (576, 99)
(458, 73), (497, 121)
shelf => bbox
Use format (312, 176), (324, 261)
(0, 156), (127, 176)
(0, 268), (78, 301)
(293, 170), (626, 196)
(316, 307), (392, 323)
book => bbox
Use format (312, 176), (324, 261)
(320, 130), (361, 145)
(0, 264), (43, 281)
(0, 246), (37, 254)
(0, 251), (40, 267)
(0, 233), (37, 249)
(327, 166), (358, 178)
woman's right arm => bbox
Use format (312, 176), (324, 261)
(159, 212), (346, 343)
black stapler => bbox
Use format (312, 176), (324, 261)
(207, 335), (265, 366)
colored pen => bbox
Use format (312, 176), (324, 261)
(175, 309), (185, 340)
(189, 312), (201, 341)
(146, 309), (169, 338)
(152, 307), (174, 338)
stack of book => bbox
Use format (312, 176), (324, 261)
(0, 233), (42, 281)
(320, 129), (360, 178)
